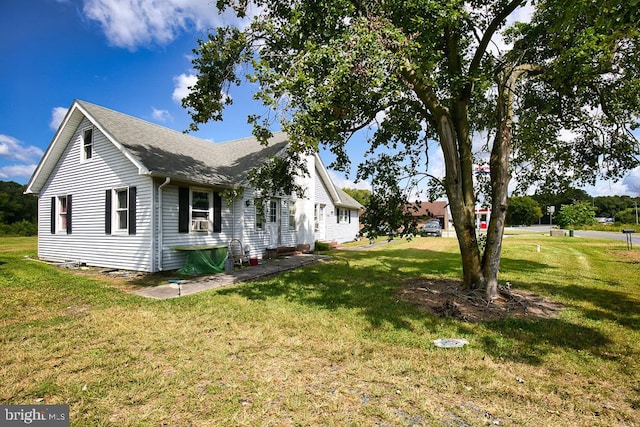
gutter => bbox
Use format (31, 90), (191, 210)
(157, 177), (171, 271)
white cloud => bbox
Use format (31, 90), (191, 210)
(172, 73), (198, 104)
(488, 2), (535, 55)
(622, 167), (640, 195)
(49, 107), (69, 131)
(82, 0), (252, 50)
(0, 134), (44, 163)
(0, 164), (38, 179)
(328, 170), (371, 191)
(151, 107), (172, 122)
(583, 178), (633, 197)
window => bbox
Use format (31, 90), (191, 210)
(314, 203), (325, 231)
(51, 195), (72, 234)
(268, 199), (278, 223)
(191, 190), (211, 231)
(288, 202), (296, 229)
(178, 187), (221, 233)
(115, 188), (128, 231)
(58, 196), (68, 232)
(105, 187), (136, 235)
(255, 203), (265, 231)
(82, 128), (93, 161)
(337, 208), (350, 224)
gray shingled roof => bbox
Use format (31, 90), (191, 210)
(335, 187), (363, 210)
(77, 100), (288, 186)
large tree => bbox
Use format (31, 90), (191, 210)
(183, 0), (640, 299)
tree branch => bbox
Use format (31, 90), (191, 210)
(468, 0), (525, 79)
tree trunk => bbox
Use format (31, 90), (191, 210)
(482, 65), (543, 300)
(483, 121), (510, 300)
(437, 114), (486, 290)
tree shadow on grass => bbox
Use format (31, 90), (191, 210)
(476, 317), (612, 365)
(517, 281), (640, 331)
(213, 247), (623, 364)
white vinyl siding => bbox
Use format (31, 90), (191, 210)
(313, 172), (360, 243)
(37, 117), (153, 271)
(158, 185), (232, 271)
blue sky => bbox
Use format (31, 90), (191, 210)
(1, 0), (638, 196)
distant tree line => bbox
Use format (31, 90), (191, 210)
(508, 188), (639, 226)
(0, 181), (37, 236)
(347, 186), (638, 228)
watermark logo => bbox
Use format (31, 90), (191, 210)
(1, 405), (69, 426)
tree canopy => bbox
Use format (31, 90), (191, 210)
(342, 188), (371, 206)
(506, 196), (542, 226)
(184, 0), (640, 299)
(0, 181), (37, 236)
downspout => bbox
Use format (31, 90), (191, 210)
(158, 177), (171, 271)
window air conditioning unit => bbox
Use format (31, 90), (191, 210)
(192, 219), (210, 231)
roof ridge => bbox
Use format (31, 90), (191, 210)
(75, 99), (208, 144)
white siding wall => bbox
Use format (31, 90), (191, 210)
(237, 189), (298, 259)
(313, 170), (360, 243)
(294, 155), (316, 249)
(158, 184), (233, 271)
(313, 170), (333, 242)
(38, 118), (154, 271)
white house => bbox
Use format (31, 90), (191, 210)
(25, 100), (362, 272)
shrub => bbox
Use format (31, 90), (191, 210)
(0, 220), (37, 236)
(314, 241), (332, 252)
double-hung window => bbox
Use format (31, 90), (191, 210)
(178, 187), (221, 233)
(105, 187), (136, 235)
(337, 208), (350, 224)
(82, 128), (93, 161)
(115, 188), (129, 231)
(191, 190), (211, 231)
(51, 195), (72, 234)
(58, 196), (68, 232)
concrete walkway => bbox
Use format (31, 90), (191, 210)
(135, 254), (328, 299)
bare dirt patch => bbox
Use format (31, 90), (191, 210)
(398, 278), (564, 322)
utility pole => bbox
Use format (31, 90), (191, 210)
(635, 200), (638, 225)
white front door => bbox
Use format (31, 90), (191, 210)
(266, 198), (281, 247)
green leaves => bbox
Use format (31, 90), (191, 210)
(182, 27), (252, 132)
(555, 201), (597, 228)
(185, 0), (639, 289)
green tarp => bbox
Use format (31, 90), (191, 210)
(176, 246), (228, 276)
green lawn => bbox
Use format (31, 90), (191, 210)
(1, 236), (638, 426)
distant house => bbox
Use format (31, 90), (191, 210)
(409, 201), (450, 229)
(25, 100), (362, 272)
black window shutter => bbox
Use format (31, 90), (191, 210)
(128, 186), (136, 235)
(50, 197), (56, 234)
(178, 187), (189, 233)
(213, 192), (222, 233)
(66, 195), (72, 234)
(337, 208), (340, 223)
(105, 190), (112, 235)
(348, 209), (351, 224)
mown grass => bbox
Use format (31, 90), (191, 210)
(1, 236), (639, 426)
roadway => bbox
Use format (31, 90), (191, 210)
(505, 225), (640, 245)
